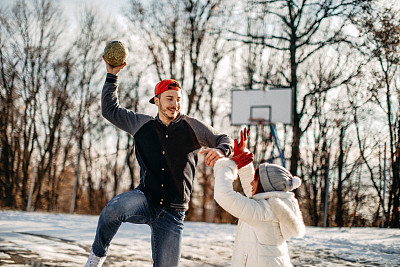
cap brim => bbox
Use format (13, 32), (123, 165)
(149, 97), (155, 104)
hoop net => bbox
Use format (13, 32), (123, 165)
(249, 118), (268, 125)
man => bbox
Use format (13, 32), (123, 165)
(85, 57), (233, 267)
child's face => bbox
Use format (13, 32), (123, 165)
(251, 175), (260, 196)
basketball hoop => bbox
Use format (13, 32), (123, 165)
(232, 89), (289, 168)
(231, 89), (292, 126)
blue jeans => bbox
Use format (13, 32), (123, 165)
(91, 189), (186, 267)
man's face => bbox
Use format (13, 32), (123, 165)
(155, 90), (182, 124)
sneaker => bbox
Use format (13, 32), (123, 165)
(84, 250), (107, 267)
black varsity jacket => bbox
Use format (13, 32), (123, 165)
(102, 73), (233, 210)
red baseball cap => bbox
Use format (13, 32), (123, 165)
(149, 79), (182, 104)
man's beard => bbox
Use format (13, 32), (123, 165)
(159, 101), (179, 120)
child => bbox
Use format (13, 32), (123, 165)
(213, 128), (305, 267)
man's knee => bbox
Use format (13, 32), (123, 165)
(101, 190), (148, 221)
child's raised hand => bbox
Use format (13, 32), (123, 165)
(233, 128), (250, 157)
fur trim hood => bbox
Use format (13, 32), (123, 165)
(253, 191), (305, 239)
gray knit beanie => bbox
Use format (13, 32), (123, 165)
(258, 163), (302, 192)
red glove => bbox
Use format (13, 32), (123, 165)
(234, 128), (250, 157)
(232, 152), (254, 169)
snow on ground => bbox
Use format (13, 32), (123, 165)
(0, 210), (399, 266)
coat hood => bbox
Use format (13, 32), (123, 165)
(253, 191), (305, 239)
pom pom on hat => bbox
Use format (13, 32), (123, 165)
(291, 176), (302, 190)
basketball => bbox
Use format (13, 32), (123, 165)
(103, 41), (128, 67)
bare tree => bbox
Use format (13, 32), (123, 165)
(67, 6), (110, 213)
(124, 0), (237, 117)
(352, 3), (400, 227)
(0, 0), (70, 210)
(0, 6), (20, 207)
(229, 0), (363, 176)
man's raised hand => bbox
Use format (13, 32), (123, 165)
(102, 55), (127, 76)
(200, 148), (225, 167)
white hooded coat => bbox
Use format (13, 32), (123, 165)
(213, 158), (305, 267)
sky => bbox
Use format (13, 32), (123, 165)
(0, 0), (129, 29)
(1, 210), (399, 266)
(0, 0), (129, 11)
(60, 0), (130, 22)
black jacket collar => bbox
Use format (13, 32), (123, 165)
(155, 113), (183, 127)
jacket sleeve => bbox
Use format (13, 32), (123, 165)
(185, 117), (233, 157)
(237, 162), (255, 198)
(213, 158), (274, 225)
(101, 73), (152, 135)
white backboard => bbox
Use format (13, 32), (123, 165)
(231, 88), (292, 125)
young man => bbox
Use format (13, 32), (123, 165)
(85, 58), (233, 267)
